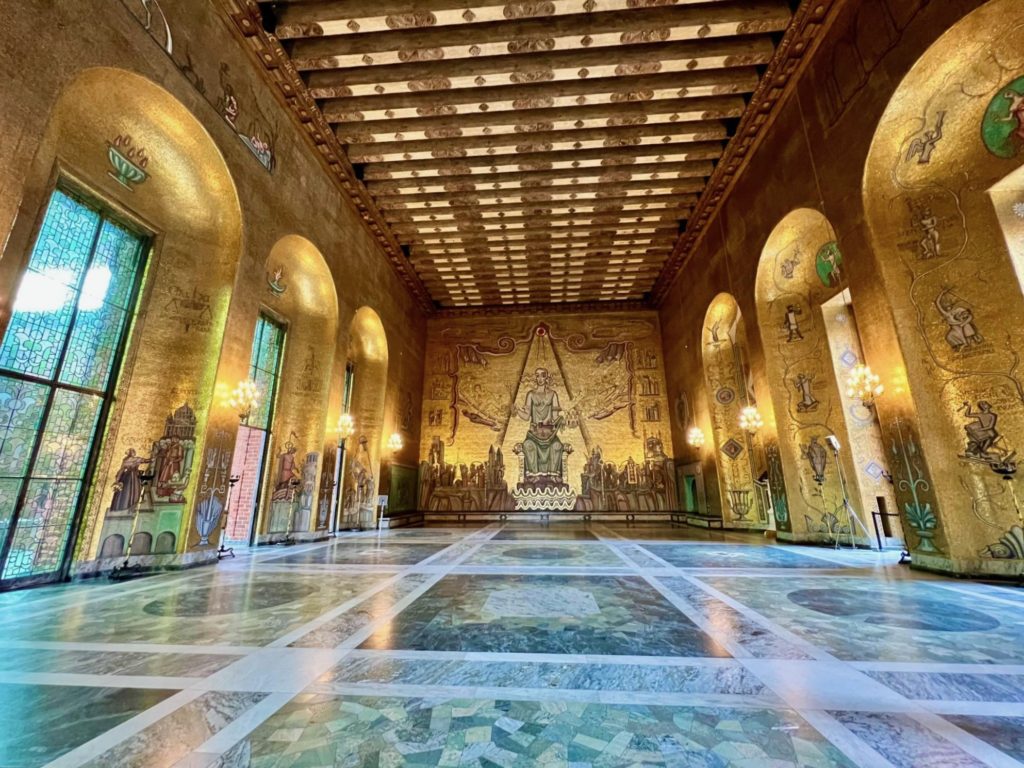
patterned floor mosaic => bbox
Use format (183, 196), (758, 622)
(229, 694), (855, 767)
(0, 523), (1022, 767)
(358, 573), (728, 656)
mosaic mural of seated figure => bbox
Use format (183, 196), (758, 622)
(514, 368), (574, 491)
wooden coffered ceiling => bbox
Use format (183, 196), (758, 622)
(251, 0), (795, 308)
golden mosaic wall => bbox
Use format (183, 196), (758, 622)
(0, 67), (245, 563)
(251, 236), (338, 540)
(418, 311), (675, 515)
(340, 307), (390, 529)
(658, 0), (1013, 574)
(701, 294), (770, 529)
(0, 0), (427, 577)
(863, 0), (1024, 573)
(755, 210), (893, 545)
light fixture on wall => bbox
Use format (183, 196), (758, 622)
(846, 363), (884, 408)
(686, 426), (706, 448)
(228, 379), (260, 424)
(328, 412), (357, 536)
(335, 412), (355, 443)
(738, 406), (764, 435)
(387, 432), (404, 452)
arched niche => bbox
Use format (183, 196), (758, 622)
(755, 209), (893, 545)
(701, 293), (771, 529)
(341, 307), (389, 529)
(0, 66), (242, 571)
(255, 236), (339, 541)
(863, 0), (1024, 573)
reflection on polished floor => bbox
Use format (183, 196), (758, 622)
(2, 524), (1023, 767)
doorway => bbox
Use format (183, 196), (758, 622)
(225, 313), (285, 547)
(821, 288), (904, 548)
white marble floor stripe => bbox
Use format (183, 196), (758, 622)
(909, 710), (1024, 768)
(189, 692), (294, 757)
(0, 671), (195, 689)
(850, 661), (1024, 674)
(636, 572), (752, 659)
(264, 572), (405, 648)
(739, 659), (918, 713)
(0, 640), (257, 655)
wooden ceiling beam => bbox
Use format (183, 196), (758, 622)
(331, 97), (741, 141)
(359, 140), (723, 174)
(302, 36), (774, 88)
(420, 275), (661, 291)
(419, 254), (670, 269)
(366, 160), (714, 191)
(315, 68), (759, 118)
(397, 219), (679, 234)
(423, 252), (669, 263)
(436, 292), (648, 306)
(387, 174), (704, 195)
(272, 0), (741, 33)
(412, 239), (675, 255)
(348, 116), (733, 158)
(385, 194), (694, 217)
(406, 230), (680, 247)
(374, 180), (704, 207)
(423, 285), (660, 298)
(404, 236), (678, 250)
(395, 218), (684, 236)
(393, 204), (688, 219)
(287, 3), (789, 67)
(388, 206), (690, 225)
(415, 251), (673, 264)
(417, 256), (673, 268)
(421, 276), (662, 291)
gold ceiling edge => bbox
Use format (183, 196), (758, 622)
(433, 299), (653, 319)
(650, 0), (841, 306)
(220, 0), (436, 314)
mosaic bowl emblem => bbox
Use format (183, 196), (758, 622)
(982, 76), (1024, 159)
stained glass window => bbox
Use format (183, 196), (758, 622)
(247, 314), (285, 431)
(0, 187), (147, 586)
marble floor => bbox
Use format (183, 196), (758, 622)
(1, 524), (1023, 767)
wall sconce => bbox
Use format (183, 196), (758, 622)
(387, 432), (404, 452)
(228, 379), (260, 423)
(686, 426), (706, 448)
(739, 406), (764, 435)
(335, 412), (355, 444)
(846, 363), (884, 408)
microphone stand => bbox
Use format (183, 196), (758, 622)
(217, 474), (240, 560)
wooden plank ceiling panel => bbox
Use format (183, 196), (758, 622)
(258, 0), (792, 307)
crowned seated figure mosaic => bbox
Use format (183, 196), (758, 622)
(513, 368), (574, 491)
